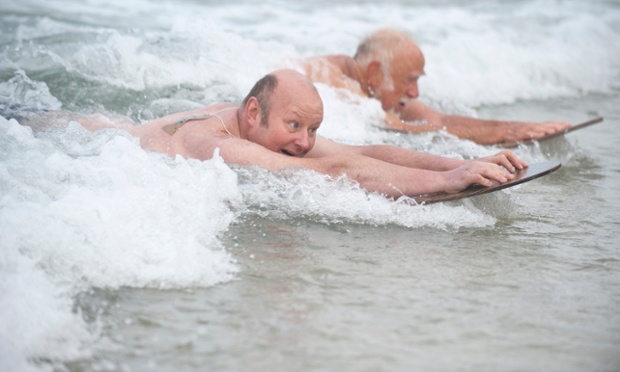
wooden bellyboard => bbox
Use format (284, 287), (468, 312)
(412, 160), (561, 204)
(500, 117), (604, 148)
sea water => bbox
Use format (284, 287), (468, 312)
(1, 0), (619, 371)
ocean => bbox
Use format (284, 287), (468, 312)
(1, 0), (619, 371)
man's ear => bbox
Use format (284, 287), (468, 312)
(246, 97), (261, 128)
(366, 61), (384, 90)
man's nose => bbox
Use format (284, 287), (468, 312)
(295, 131), (310, 150)
(405, 82), (419, 99)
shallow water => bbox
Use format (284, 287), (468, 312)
(1, 1), (620, 371)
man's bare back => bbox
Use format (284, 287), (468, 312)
(304, 55), (367, 96)
(130, 104), (240, 157)
(61, 102), (241, 161)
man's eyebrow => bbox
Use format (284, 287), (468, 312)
(285, 110), (322, 128)
(286, 108), (313, 120)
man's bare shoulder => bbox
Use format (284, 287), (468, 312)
(149, 103), (236, 126)
(305, 55), (353, 74)
(169, 104), (239, 137)
(304, 55), (364, 95)
(135, 104), (239, 158)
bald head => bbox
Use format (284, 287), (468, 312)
(240, 69), (324, 157)
(243, 69), (322, 126)
(270, 69), (321, 98)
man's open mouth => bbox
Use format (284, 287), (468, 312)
(398, 97), (412, 109)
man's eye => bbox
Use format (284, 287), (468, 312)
(289, 122), (299, 129)
(309, 127), (318, 134)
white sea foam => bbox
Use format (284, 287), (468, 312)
(0, 71), (62, 112)
(235, 166), (496, 229)
(0, 117), (240, 369)
(1, 118), (241, 289)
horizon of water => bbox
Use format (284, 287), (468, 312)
(1, 0), (620, 371)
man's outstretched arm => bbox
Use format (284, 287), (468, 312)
(193, 135), (523, 198)
(310, 136), (527, 173)
(394, 99), (572, 145)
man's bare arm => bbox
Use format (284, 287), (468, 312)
(383, 111), (440, 134)
(183, 134), (519, 198)
(309, 136), (461, 170)
(310, 136), (527, 172)
(397, 99), (572, 145)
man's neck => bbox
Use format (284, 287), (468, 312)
(345, 57), (370, 96)
(235, 107), (247, 140)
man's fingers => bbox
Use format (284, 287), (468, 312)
(493, 149), (527, 171)
(505, 152), (528, 169)
(474, 162), (511, 185)
(475, 176), (494, 187)
(498, 155), (516, 173)
(517, 121), (571, 141)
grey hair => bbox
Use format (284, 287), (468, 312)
(354, 28), (413, 90)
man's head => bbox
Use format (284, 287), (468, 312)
(354, 28), (425, 112)
(241, 69), (324, 157)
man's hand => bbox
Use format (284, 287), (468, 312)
(442, 156), (523, 194)
(475, 149), (528, 173)
(442, 149), (529, 193)
(501, 121), (572, 143)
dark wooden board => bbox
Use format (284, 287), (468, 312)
(412, 160), (562, 204)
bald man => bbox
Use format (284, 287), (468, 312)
(36, 69), (528, 198)
(303, 28), (571, 145)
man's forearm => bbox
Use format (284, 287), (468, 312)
(356, 144), (464, 171)
(438, 115), (512, 145)
(316, 153), (449, 197)
(384, 112), (438, 133)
